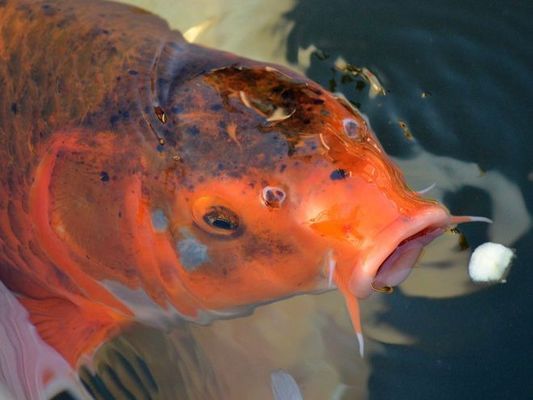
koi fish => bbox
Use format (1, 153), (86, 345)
(0, 0), (489, 397)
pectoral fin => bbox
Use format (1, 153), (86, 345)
(19, 293), (129, 368)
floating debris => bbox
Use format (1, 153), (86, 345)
(183, 17), (217, 43)
(311, 48), (330, 61)
(335, 58), (386, 98)
(398, 120), (415, 141)
(449, 227), (470, 251)
(468, 242), (515, 283)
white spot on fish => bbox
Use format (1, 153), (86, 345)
(151, 209), (169, 232)
(177, 228), (209, 270)
(102, 281), (187, 328)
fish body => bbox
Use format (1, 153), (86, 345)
(0, 0), (466, 394)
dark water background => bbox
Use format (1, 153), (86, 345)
(282, 0), (532, 398)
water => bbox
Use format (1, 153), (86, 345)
(2, 0), (532, 399)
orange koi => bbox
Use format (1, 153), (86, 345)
(0, 0), (489, 397)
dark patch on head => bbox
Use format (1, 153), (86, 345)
(163, 65), (342, 179)
(171, 105), (183, 114)
(100, 171), (110, 182)
(330, 169), (350, 180)
(128, 70), (139, 76)
(187, 126), (200, 136)
(41, 4), (58, 16)
(242, 231), (295, 261)
(109, 114), (120, 126)
(88, 27), (111, 38)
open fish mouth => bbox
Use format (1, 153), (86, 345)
(371, 225), (445, 291)
(347, 207), (452, 298)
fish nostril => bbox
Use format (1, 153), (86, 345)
(262, 186), (286, 208)
(343, 118), (359, 139)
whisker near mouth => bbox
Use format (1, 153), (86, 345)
(326, 250), (336, 288)
(416, 182), (436, 194)
(450, 215), (493, 224)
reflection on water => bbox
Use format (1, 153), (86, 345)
(79, 324), (220, 399)
(2, 0), (531, 399)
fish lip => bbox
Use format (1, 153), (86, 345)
(348, 206), (451, 298)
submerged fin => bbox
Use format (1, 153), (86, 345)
(271, 370), (303, 400)
(0, 281), (88, 400)
(19, 294), (129, 367)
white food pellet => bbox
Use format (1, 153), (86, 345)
(468, 242), (515, 283)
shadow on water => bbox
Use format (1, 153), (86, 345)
(284, 0), (532, 398)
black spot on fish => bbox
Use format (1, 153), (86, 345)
(330, 169), (350, 180)
(100, 171), (110, 182)
(10, 102), (17, 114)
(171, 105), (183, 113)
(128, 70), (139, 76)
(41, 4), (58, 16)
(187, 126), (200, 136)
(109, 114), (120, 126)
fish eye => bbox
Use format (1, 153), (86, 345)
(192, 196), (242, 237)
(203, 206), (240, 231)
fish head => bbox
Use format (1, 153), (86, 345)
(147, 61), (452, 317)
(35, 57), (455, 327)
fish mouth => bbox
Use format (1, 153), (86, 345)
(348, 207), (450, 298)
